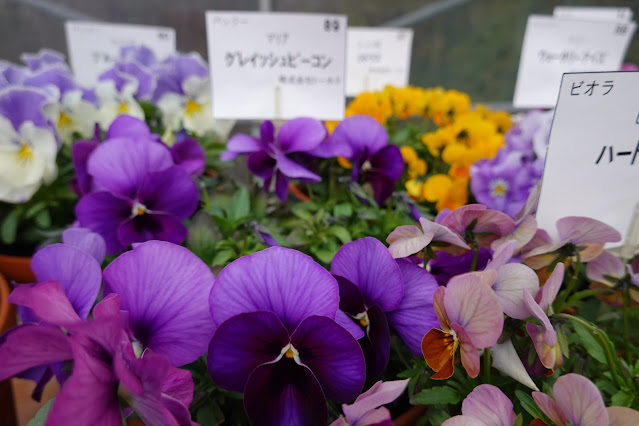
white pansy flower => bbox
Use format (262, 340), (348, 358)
(0, 116), (58, 203)
(157, 75), (234, 140)
(43, 89), (98, 145)
(95, 79), (144, 130)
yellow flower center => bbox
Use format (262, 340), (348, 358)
(17, 142), (33, 163)
(359, 316), (368, 327)
(490, 179), (509, 197)
(117, 102), (129, 114)
(361, 160), (372, 172)
(132, 202), (147, 217)
(285, 347), (295, 359)
(57, 111), (72, 128)
(185, 99), (202, 117)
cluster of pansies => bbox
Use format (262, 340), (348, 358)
(3, 44), (639, 426)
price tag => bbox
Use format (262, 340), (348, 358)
(553, 6), (633, 22)
(205, 11), (347, 120)
(345, 27), (413, 96)
(65, 21), (176, 86)
(536, 71), (639, 248)
(513, 15), (636, 108)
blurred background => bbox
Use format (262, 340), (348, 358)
(1, 0), (638, 102)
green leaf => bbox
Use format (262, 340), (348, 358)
(291, 204), (314, 221)
(557, 327), (570, 359)
(34, 209), (51, 228)
(211, 249), (235, 267)
(513, 413), (524, 426)
(516, 389), (545, 420)
(228, 186), (250, 222)
(312, 247), (337, 265)
(329, 225), (351, 244)
(612, 389), (634, 407)
(333, 203), (353, 218)
(1, 209), (20, 244)
(410, 386), (460, 405)
(572, 321), (607, 364)
(196, 400), (225, 426)
(27, 398), (55, 426)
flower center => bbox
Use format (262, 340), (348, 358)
(132, 202), (147, 216)
(117, 102), (129, 114)
(279, 343), (300, 363)
(490, 178), (509, 197)
(361, 160), (372, 172)
(354, 311), (370, 328)
(185, 99), (202, 117)
(16, 142), (33, 163)
(57, 111), (72, 128)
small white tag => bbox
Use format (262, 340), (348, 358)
(536, 71), (639, 248)
(65, 21), (176, 86)
(553, 6), (633, 22)
(345, 27), (413, 97)
(205, 11), (347, 120)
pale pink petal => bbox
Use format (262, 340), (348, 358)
(536, 263), (564, 311)
(461, 384), (516, 426)
(607, 406), (639, 426)
(512, 185), (539, 224)
(527, 323), (562, 370)
(578, 243), (606, 263)
(442, 416), (487, 426)
(523, 290), (556, 346)
(486, 240), (518, 271)
(556, 217), (621, 245)
(493, 264), (539, 319)
(586, 251), (625, 287)
(491, 339), (539, 391)
(492, 214), (537, 252)
(433, 286), (450, 329)
(532, 391), (566, 426)
(444, 274), (503, 348)
(420, 217), (470, 249)
(553, 374), (608, 426)
(342, 379), (408, 425)
(452, 323), (480, 378)
(353, 407), (392, 425)
(386, 225), (431, 258)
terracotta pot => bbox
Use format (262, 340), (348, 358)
(0, 271), (18, 426)
(0, 253), (35, 284)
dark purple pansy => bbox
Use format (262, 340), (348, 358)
(208, 247), (366, 425)
(331, 237), (439, 376)
(221, 118), (327, 201)
(327, 115), (404, 205)
(103, 241), (215, 366)
(74, 117), (199, 254)
(428, 248), (493, 286)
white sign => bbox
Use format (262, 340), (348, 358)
(513, 15), (636, 108)
(553, 6), (633, 22)
(65, 21), (176, 86)
(205, 11), (347, 120)
(345, 27), (413, 97)
(536, 71), (639, 248)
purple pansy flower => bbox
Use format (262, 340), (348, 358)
(120, 45), (158, 69)
(75, 116), (199, 254)
(221, 118), (327, 200)
(326, 115), (404, 205)
(103, 241), (215, 366)
(429, 249), (492, 286)
(0, 287), (194, 425)
(332, 237), (439, 376)
(152, 53), (209, 103)
(21, 49), (68, 72)
(208, 247), (366, 425)
(99, 61), (156, 100)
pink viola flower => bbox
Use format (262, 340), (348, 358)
(586, 251), (639, 307)
(386, 216), (470, 259)
(442, 384), (516, 426)
(421, 273), (503, 379)
(438, 204), (515, 251)
(522, 263), (565, 371)
(532, 373), (608, 426)
(330, 379), (409, 426)
(522, 216), (621, 270)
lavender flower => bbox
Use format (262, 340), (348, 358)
(332, 237), (439, 376)
(221, 118), (327, 200)
(207, 247), (366, 425)
(75, 116), (199, 254)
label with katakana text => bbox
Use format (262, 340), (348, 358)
(536, 71), (639, 248)
(205, 11), (347, 120)
(65, 21), (176, 86)
(345, 27), (413, 97)
(513, 15), (636, 108)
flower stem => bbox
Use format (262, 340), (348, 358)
(556, 252), (581, 310)
(470, 246), (480, 272)
(555, 313), (624, 388)
(623, 283), (632, 364)
(483, 347), (491, 384)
